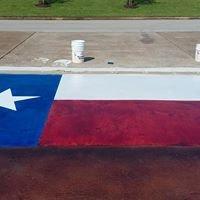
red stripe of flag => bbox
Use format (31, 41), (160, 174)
(40, 100), (200, 147)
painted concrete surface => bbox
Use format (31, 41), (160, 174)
(2, 74), (200, 147)
(40, 74), (200, 147)
(41, 100), (200, 146)
(0, 148), (200, 200)
(0, 88), (40, 111)
(0, 74), (61, 147)
(56, 74), (200, 100)
(1, 74), (200, 199)
(0, 32), (199, 69)
(1, 20), (200, 32)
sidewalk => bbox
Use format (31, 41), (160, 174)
(1, 20), (200, 32)
(0, 31), (199, 73)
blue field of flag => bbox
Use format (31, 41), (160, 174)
(0, 74), (61, 147)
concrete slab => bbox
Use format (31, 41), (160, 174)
(159, 32), (200, 58)
(0, 31), (34, 59)
(0, 32), (199, 69)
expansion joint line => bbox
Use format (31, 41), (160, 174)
(0, 32), (36, 60)
(157, 32), (194, 60)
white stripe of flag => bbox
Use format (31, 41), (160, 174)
(55, 74), (200, 101)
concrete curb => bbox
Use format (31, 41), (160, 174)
(0, 16), (200, 20)
(1, 66), (200, 75)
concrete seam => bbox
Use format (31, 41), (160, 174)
(0, 32), (36, 60)
(157, 32), (195, 60)
(1, 66), (200, 75)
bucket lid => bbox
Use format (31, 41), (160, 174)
(71, 40), (85, 44)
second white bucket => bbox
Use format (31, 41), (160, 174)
(71, 40), (85, 63)
(196, 44), (200, 62)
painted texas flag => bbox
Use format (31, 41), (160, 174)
(1, 74), (200, 148)
(41, 74), (200, 147)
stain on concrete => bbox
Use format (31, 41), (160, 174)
(140, 32), (154, 44)
(0, 147), (200, 200)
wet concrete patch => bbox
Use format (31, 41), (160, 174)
(0, 147), (200, 200)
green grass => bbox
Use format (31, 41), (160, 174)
(0, 0), (200, 17)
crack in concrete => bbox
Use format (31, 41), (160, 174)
(0, 32), (36, 60)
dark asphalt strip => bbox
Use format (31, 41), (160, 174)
(0, 147), (200, 200)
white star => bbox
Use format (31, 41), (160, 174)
(0, 89), (40, 111)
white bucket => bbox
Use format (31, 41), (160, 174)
(195, 44), (200, 62)
(71, 40), (85, 63)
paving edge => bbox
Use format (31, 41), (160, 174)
(1, 66), (200, 74)
(1, 16), (200, 20)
